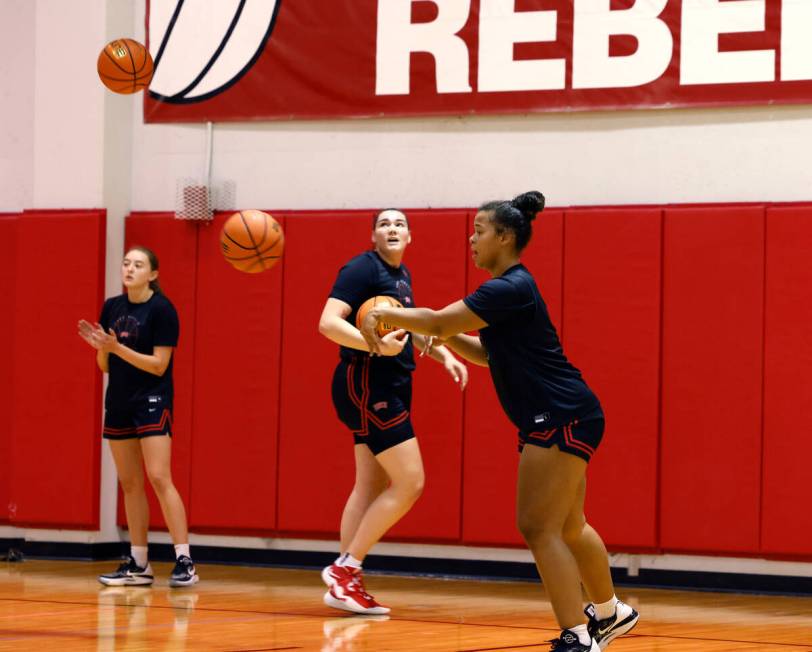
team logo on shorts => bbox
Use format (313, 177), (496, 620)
(147, 0), (281, 103)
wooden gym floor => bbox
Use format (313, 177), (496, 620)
(0, 560), (810, 651)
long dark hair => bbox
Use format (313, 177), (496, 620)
(479, 190), (545, 253)
(126, 245), (162, 293)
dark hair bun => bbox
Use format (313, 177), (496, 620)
(510, 191), (545, 221)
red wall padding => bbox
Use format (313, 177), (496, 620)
(462, 210), (564, 546)
(277, 211), (375, 535)
(188, 212), (284, 532)
(0, 215), (18, 523)
(761, 206), (812, 556)
(10, 210), (105, 528)
(386, 210), (468, 542)
(563, 208), (662, 550)
(660, 206), (764, 554)
(121, 214), (199, 529)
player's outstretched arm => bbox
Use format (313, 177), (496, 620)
(361, 300), (487, 362)
(318, 297), (407, 356)
(414, 334), (470, 388)
(441, 334), (488, 367)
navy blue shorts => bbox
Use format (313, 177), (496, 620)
(103, 395), (173, 440)
(332, 357), (414, 456)
(518, 415), (604, 463)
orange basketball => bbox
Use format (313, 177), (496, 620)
(220, 210), (285, 273)
(356, 296), (404, 336)
(97, 38), (154, 94)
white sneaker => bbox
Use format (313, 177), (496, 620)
(584, 601), (639, 650)
(98, 556), (154, 587)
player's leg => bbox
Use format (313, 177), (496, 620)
(517, 443), (596, 649)
(338, 443), (390, 553)
(565, 486), (638, 649)
(323, 434), (423, 615)
(344, 436), (424, 561)
(558, 420), (638, 649)
(100, 436), (153, 586)
(139, 414), (198, 587)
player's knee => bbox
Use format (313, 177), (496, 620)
(118, 474), (144, 495)
(146, 471), (173, 495)
(394, 469), (424, 501)
(517, 514), (561, 547)
(562, 518), (586, 547)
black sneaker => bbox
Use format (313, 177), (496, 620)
(549, 629), (599, 651)
(98, 556), (154, 587)
(585, 601), (639, 650)
(169, 555), (199, 587)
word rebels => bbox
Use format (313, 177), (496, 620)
(376, 0), (810, 95)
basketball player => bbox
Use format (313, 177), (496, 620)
(360, 193), (638, 651)
(77, 246), (198, 588)
(318, 209), (468, 615)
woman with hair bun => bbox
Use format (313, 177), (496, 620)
(360, 192), (638, 652)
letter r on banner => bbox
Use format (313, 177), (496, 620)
(376, 0), (473, 95)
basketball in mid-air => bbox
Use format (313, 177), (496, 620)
(97, 38), (154, 94)
(220, 210), (285, 273)
(356, 296), (404, 336)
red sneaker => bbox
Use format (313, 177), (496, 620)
(321, 565), (390, 615)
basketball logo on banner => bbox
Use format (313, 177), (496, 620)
(148, 0), (281, 103)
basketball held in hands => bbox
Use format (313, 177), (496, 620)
(356, 296), (404, 337)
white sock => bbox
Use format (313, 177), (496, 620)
(569, 624), (591, 646)
(595, 595), (619, 620)
(569, 623), (592, 645)
(336, 553), (362, 568)
(174, 543), (190, 559)
(131, 545), (148, 568)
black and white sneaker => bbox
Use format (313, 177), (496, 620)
(548, 629), (599, 651)
(98, 556), (154, 587)
(585, 601), (639, 650)
(168, 555), (199, 587)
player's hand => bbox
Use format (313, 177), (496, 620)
(443, 356), (468, 390)
(419, 335), (447, 358)
(78, 319), (104, 349)
(90, 325), (119, 353)
(378, 329), (409, 356)
(359, 311), (383, 354)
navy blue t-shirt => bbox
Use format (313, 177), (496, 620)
(99, 292), (179, 409)
(463, 264), (601, 432)
(328, 251), (415, 382)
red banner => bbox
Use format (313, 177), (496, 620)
(144, 0), (812, 123)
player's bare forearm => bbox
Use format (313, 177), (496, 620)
(96, 349), (109, 373)
(318, 314), (371, 352)
(111, 343), (170, 376)
(414, 333), (447, 363)
(444, 334), (488, 367)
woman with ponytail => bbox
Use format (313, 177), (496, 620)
(78, 246), (198, 588)
(360, 193), (638, 652)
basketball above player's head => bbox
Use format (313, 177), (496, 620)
(123, 245), (161, 293)
(479, 190), (545, 253)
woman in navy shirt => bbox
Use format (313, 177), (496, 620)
(78, 246), (197, 588)
(360, 194), (638, 652)
(319, 209), (467, 615)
